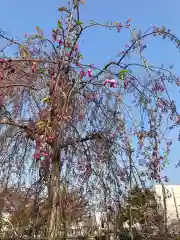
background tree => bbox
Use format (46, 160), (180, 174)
(0, 180), (88, 239)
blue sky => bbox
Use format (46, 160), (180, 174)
(1, 0), (180, 184)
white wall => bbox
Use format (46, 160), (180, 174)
(154, 184), (180, 223)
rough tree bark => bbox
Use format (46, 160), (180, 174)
(48, 148), (61, 240)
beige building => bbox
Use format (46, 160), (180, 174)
(154, 184), (180, 223)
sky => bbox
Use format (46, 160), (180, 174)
(0, 0), (180, 184)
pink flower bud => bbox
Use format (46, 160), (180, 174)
(74, 44), (79, 50)
(33, 153), (40, 159)
(80, 70), (86, 78)
(124, 80), (128, 89)
(57, 39), (62, 45)
(65, 52), (70, 57)
(87, 69), (93, 78)
(42, 152), (49, 157)
(124, 44), (130, 48)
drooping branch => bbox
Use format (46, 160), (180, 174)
(59, 131), (106, 148)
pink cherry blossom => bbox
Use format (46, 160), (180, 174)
(102, 79), (116, 88)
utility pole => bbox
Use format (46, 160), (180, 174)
(172, 187), (179, 220)
(161, 184), (168, 236)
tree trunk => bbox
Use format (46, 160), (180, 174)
(62, 219), (67, 240)
(62, 197), (67, 240)
(162, 184), (168, 236)
(48, 149), (61, 240)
